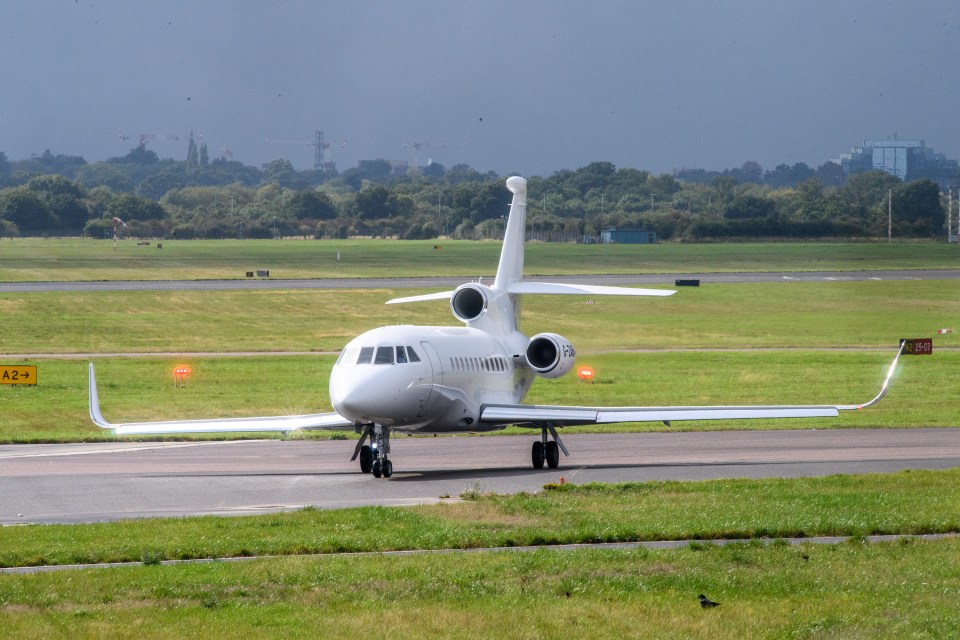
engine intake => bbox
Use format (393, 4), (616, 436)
(450, 284), (490, 323)
(526, 333), (576, 379)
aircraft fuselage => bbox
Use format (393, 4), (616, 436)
(329, 325), (536, 433)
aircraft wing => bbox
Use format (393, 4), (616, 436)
(88, 363), (354, 435)
(480, 344), (903, 427)
(480, 403), (842, 426)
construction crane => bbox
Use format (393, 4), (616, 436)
(264, 129), (345, 172)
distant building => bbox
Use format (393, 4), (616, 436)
(600, 228), (657, 244)
(839, 137), (958, 189)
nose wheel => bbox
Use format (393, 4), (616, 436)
(352, 425), (393, 478)
(371, 458), (393, 478)
(531, 424), (567, 469)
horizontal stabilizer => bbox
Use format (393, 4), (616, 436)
(386, 290), (454, 305)
(509, 282), (675, 297)
(385, 283), (675, 305)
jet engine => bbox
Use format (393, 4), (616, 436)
(450, 284), (490, 323)
(525, 333), (576, 379)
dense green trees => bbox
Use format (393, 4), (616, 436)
(0, 142), (952, 240)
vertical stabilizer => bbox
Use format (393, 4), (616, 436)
(493, 176), (527, 290)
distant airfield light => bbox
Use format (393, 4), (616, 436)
(173, 365), (192, 388)
(577, 366), (595, 382)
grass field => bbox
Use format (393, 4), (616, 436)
(1, 237), (958, 281)
(2, 280), (957, 354)
(3, 539), (957, 639)
(2, 472), (960, 638)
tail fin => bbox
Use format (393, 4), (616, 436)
(386, 175), (675, 311)
(493, 176), (528, 291)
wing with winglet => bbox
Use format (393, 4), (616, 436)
(88, 363), (354, 435)
(479, 343), (904, 428)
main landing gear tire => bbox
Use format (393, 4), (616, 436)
(545, 441), (560, 469)
(359, 445), (373, 474)
(532, 439), (562, 470)
(532, 441), (545, 469)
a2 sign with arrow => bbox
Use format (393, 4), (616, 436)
(1, 365), (37, 386)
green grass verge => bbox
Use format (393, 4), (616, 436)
(1, 237), (958, 281)
(1, 349), (954, 442)
(2, 280), (956, 354)
(2, 539), (959, 639)
(2, 469), (959, 568)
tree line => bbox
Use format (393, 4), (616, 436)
(0, 146), (950, 241)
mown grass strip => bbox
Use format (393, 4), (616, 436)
(2, 280), (956, 354)
(2, 237), (958, 282)
(1, 528), (959, 637)
(1, 469), (958, 569)
(1, 349), (955, 442)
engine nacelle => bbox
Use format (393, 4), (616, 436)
(450, 284), (491, 323)
(525, 333), (576, 379)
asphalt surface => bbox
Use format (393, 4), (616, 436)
(2, 269), (959, 293)
(2, 428), (958, 525)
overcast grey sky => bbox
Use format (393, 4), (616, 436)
(2, 1), (958, 177)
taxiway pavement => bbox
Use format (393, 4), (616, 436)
(2, 429), (957, 525)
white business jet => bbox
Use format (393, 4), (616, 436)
(89, 176), (902, 478)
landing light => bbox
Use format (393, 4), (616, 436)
(577, 366), (595, 382)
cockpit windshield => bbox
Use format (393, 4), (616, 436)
(347, 345), (422, 365)
(374, 346), (394, 365)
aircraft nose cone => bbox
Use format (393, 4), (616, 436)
(331, 384), (384, 422)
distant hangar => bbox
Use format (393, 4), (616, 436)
(600, 227), (657, 244)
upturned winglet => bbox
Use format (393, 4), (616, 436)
(837, 341), (905, 411)
(88, 363), (112, 429)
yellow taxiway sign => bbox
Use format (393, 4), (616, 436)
(0, 365), (37, 385)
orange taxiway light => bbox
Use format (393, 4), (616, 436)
(173, 365), (192, 387)
(577, 365), (595, 382)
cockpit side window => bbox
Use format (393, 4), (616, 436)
(336, 347), (355, 365)
(357, 347), (374, 365)
(396, 346), (407, 364)
(406, 346), (421, 362)
(374, 346), (394, 365)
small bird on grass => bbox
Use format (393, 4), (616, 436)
(699, 594), (721, 609)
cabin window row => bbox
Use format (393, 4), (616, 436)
(449, 355), (509, 374)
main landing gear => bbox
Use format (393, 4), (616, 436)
(352, 424), (393, 478)
(531, 424), (568, 470)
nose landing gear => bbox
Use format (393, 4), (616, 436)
(531, 424), (568, 470)
(352, 424), (393, 478)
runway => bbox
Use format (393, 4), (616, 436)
(2, 269), (958, 293)
(2, 428), (957, 525)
